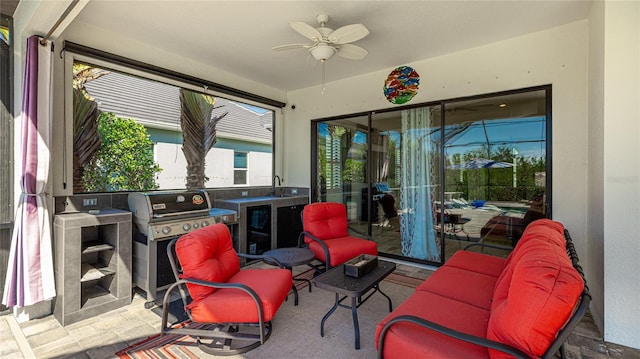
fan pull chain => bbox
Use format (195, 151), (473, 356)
(321, 60), (326, 94)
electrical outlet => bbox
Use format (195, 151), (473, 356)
(291, 188), (298, 195)
(83, 198), (97, 206)
(241, 191), (248, 197)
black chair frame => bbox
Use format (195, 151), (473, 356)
(377, 229), (591, 359)
(161, 237), (286, 356)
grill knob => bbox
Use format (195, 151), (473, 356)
(183, 223), (191, 231)
(202, 220), (210, 227)
(162, 226), (171, 234)
(193, 222), (199, 229)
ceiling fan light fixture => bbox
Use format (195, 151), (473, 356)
(309, 45), (337, 61)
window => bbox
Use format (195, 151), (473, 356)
(234, 151), (248, 185)
(72, 62), (275, 193)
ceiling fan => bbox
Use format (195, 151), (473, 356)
(272, 14), (369, 63)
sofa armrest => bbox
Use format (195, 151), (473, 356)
(540, 229), (592, 358)
(377, 315), (530, 359)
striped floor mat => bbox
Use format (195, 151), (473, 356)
(116, 271), (423, 358)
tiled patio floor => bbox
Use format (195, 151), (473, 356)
(1, 263), (639, 359)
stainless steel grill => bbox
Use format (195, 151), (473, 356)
(128, 190), (237, 308)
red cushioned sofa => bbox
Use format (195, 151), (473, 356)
(376, 219), (591, 359)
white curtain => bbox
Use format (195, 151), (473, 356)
(399, 107), (439, 261)
(2, 36), (55, 307)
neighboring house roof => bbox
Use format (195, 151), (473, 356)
(83, 70), (273, 143)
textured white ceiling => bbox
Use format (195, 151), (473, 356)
(72, 1), (592, 92)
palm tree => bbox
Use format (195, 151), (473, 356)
(179, 89), (229, 189)
(72, 64), (109, 193)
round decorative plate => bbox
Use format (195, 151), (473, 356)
(383, 66), (420, 105)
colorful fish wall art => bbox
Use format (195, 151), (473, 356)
(383, 66), (420, 105)
(0, 26), (10, 46)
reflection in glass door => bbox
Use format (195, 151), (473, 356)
(442, 89), (548, 261)
(315, 117), (368, 222)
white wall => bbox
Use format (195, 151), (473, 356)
(601, 1), (640, 348)
(154, 145), (271, 188)
(286, 21), (590, 242)
(155, 142), (189, 189)
(587, 0), (606, 341)
(247, 151), (273, 186)
(206, 148), (235, 187)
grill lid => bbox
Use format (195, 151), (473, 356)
(128, 190), (212, 221)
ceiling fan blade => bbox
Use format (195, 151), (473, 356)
(336, 44), (368, 60)
(272, 43), (311, 51)
(290, 21), (323, 41)
(328, 24), (369, 44)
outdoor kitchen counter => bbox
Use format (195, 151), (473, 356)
(217, 195), (309, 205)
(214, 195), (310, 259)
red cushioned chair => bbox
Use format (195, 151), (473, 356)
(299, 202), (378, 273)
(160, 223), (292, 355)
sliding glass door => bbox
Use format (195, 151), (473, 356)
(314, 116), (368, 222)
(312, 86), (550, 266)
(442, 89), (548, 260)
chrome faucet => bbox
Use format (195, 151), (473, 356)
(274, 175), (281, 186)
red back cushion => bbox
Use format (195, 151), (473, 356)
(487, 238), (584, 358)
(302, 202), (349, 243)
(515, 219), (565, 249)
(494, 219), (566, 293)
(175, 223), (240, 301)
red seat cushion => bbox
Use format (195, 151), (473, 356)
(376, 290), (491, 359)
(444, 250), (507, 278)
(175, 224), (240, 301)
(187, 268), (293, 323)
(307, 236), (378, 267)
(416, 266), (498, 310)
(487, 238), (584, 359)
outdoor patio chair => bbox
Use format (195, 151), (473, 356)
(299, 202), (378, 273)
(161, 223), (292, 355)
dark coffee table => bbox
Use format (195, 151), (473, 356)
(314, 258), (396, 349)
(262, 247), (315, 305)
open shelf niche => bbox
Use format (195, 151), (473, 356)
(53, 209), (132, 326)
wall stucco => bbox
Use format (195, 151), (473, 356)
(601, 1), (640, 348)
